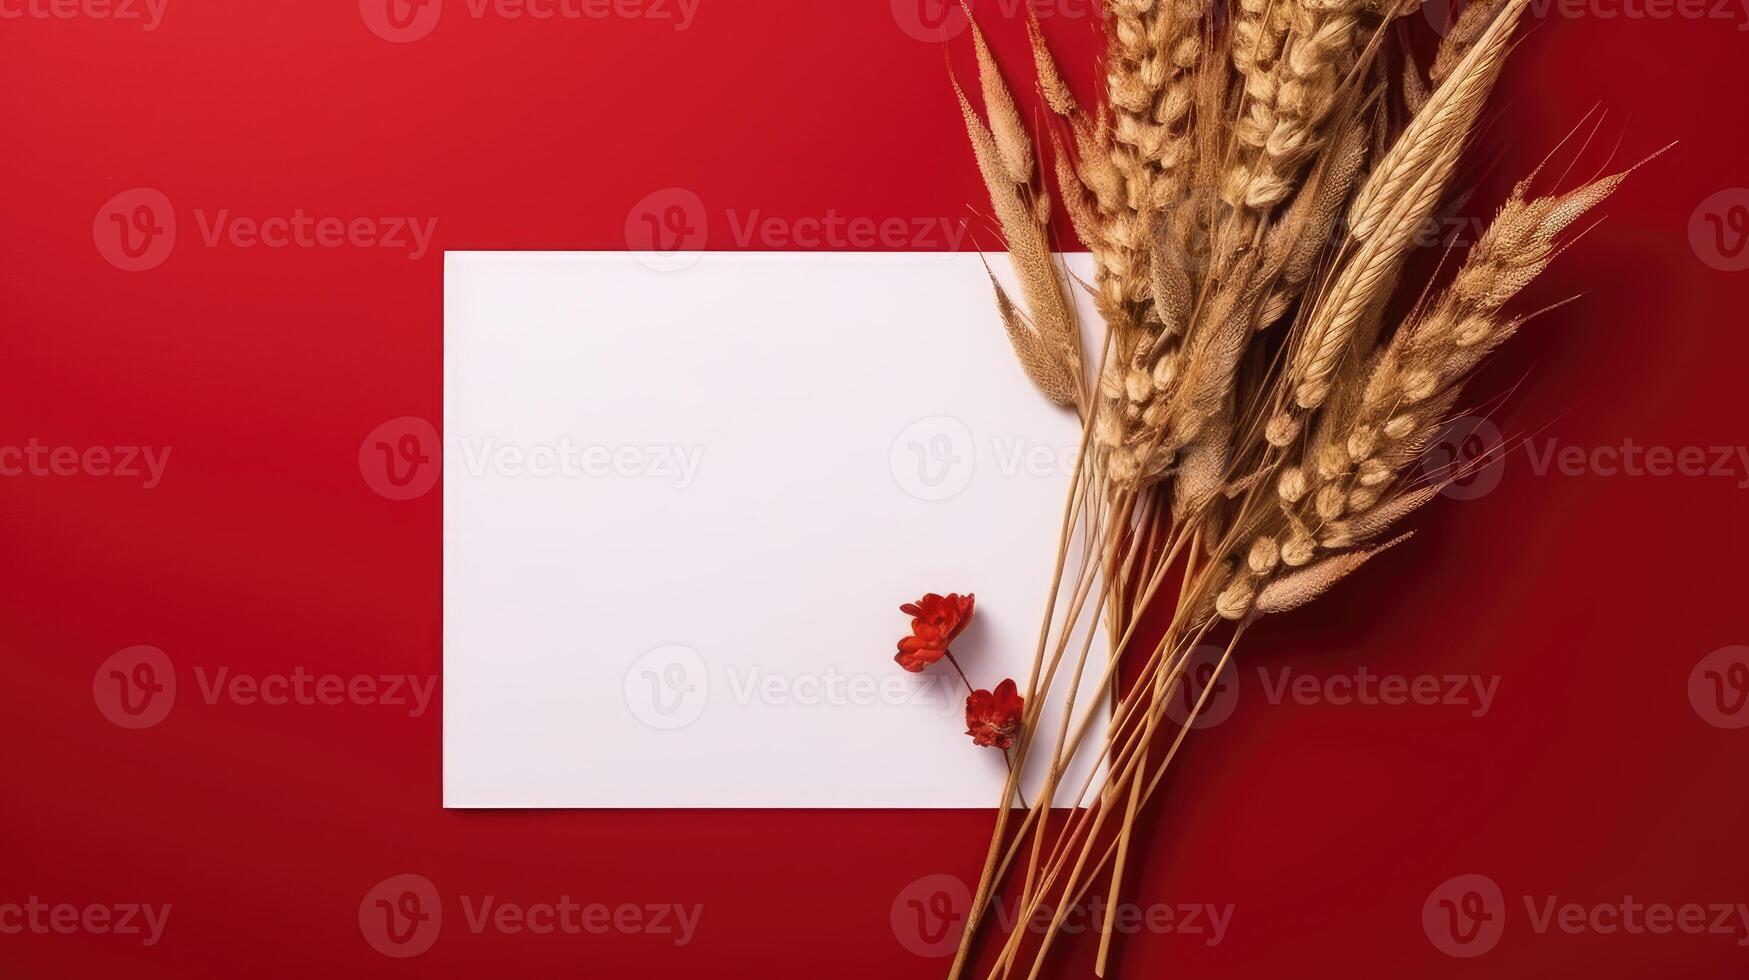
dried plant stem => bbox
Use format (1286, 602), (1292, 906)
(1025, 630), (1244, 980)
(985, 557), (1223, 968)
(987, 618), (1235, 980)
(946, 4), (1653, 974)
(949, 326), (1116, 978)
(972, 523), (1200, 913)
(1094, 526), (1201, 974)
(1012, 493), (1127, 931)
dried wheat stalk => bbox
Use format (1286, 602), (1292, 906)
(947, 2), (1660, 976)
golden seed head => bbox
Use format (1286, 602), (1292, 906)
(1319, 522), (1354, 549)
(1281, 532), (1316, 567)
(1383, 414), (1416, 440)
(1347, 485), (1381, 512)
(1357, 457), (1393, 487)
(1453, 317), (1491, 347)
(1265, 412), (1300, 447)
(1402, 369), (1438, 403)
(1095, 410), (1125, 448)
(1108, 448), (1140, 485)
(1346, 426), (1378, 462)
(1316, 442), (1349, 480)
(1215, 575), (1256, 620)
(1277, 465), (1308, 503)
(1151, 354), (1178, 388)
(1125, 369), (1153, 403)
(1100, 369), (1124, 400)
(1248, 536), (1281, 575)
(1315, 483), (1347, 521)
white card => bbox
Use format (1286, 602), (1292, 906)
(444, 251), (1107, 808)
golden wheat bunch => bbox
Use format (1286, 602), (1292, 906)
(945, 1), (1662, 976)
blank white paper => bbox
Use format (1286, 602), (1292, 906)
(444, 251), (1107, 808)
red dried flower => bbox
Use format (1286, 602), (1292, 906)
(894, 592), (976, 673)
(965, 678), (1024, 749)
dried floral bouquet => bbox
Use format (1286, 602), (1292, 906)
(926, 0), (1666, 975)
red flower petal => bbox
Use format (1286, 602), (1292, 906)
(894, 592), (976, 674)
(965, 677), (1024, 749)
(894, 634), (947, 673)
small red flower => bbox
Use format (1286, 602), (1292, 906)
(894, 592), (976, 673)
(965, 678), (1024, 749)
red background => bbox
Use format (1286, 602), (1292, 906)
(3, 1), (1746, 976)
